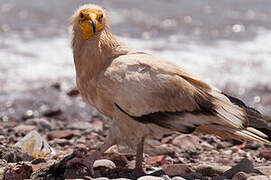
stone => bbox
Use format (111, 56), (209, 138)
(43, 107), (62, 117)
(89, 120), (104, 132)
(195, 163), (231, 176)
(53, 138), (72, 146)
(0, 159), (7, 166)
(172, 134), (201, 152)
(95, 178), (110, 180)
(172, 177), (186, 180)
(67, 87), (80, 96)
(63, 167), (88, 179)
(25, 118), (53, 130)
(247, 175), (269, 180)
(3, 163), (33, 180)
(255, 166), (271, 176)
(22, 110), (34, 120)
(14, 130), (55, 158)
(14, 125), (36, 133)
(144, 140), (174, 156)
(51, 82), (61, 90)
(223, 149), (233, 155)
(0, 146), (33, 162)
(68, 121), (93, 130)
(259, 148), (271, 160)
(162, 164), (192, 176)
(0, 159), (7, 179)
(47, 130), (74, 140)
(161, 175), (171, 180)
(181, 173), (204, 180)
(31, 158), (46, 165)
(200, 141), (214, 150)
(232, 172), (250, 180)
(223, 158), (254, 179)
(102, 152), (128, 167)
(211, 176), (227, 180)
(137, 176), (163, 180)
(93, 159), (116, 169)
(0, 167), (5, 180)
(146, 155), (166, 166)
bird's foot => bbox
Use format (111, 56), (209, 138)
(66, 148), (96, 176)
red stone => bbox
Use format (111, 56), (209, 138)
(146, 155), (167, 166)
(47, 130), (74, 140)
(260, 148), (271, 160)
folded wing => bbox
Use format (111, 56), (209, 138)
(102, 53), (270, 144)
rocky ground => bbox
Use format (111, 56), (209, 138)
(0, 82), (271, 180)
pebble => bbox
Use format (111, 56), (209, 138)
(254, 166), (271, 176)
(15, 130), (55, 158)
(95, 178), (110, 180)
(247, 175), (269, 180)
(259, 148), (271, 160)
(3, 163), (33, 180)
(181, 173), (204, 180)
(223, 158), (254, 179)
(162, 164), (192, 176)
(47, 130), (74, 140)
(137, 176), (164, 180)
(31, 158), (46, 165)
(172, 134), (201, 152)
(43, 107), (62, 117)
(14, 125), (36, 133)
(232, 172), (250, 180)
(89, 120), (104, 132)
(147, 155), (166, 166)
(0, 167), (5, 180)
(162, 175), (171, 180)
(102, 152), (128, 167)
(53, 138), (72, 146)
(25, 118), (53, 130)
(93, 159), (116, 169)
(171, 177), (186, 180)
(145, 140), (174, 156)
(200, 141), (214, 150)
(223, 149), (233, 155)
(0, 146), (33, 162)
(67, 87), (80, 96)
(68, 121), (93, 130)
(51, 82), (61, 90)
(195, 163), (231, 176)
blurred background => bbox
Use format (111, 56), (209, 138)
(0, 0), (271, 122)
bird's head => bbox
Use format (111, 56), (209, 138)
(71, 4), (106, 40)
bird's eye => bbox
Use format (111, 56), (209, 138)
(80, 13), (84, 18)
(101, 14), (103, 18)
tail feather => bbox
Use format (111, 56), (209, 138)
(196, 124), (271, 145)
(222, 93), (271, 143)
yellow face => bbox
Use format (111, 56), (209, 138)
(79, 8), (104, 40)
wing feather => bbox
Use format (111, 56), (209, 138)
(101, 53), (247, 130)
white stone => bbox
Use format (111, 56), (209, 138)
(14, 130), (55, 158)
(137, 176), (163, 180)
(93, 159), (116, 169)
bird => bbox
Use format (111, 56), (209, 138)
(69, 3), (271, 176)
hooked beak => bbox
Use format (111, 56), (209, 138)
(92, 20), (96, 34)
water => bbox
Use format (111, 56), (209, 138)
(0, 0), (271, 114)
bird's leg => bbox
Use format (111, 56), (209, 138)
(66, 140), (114, 176)
(134, 136), (145, 174)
